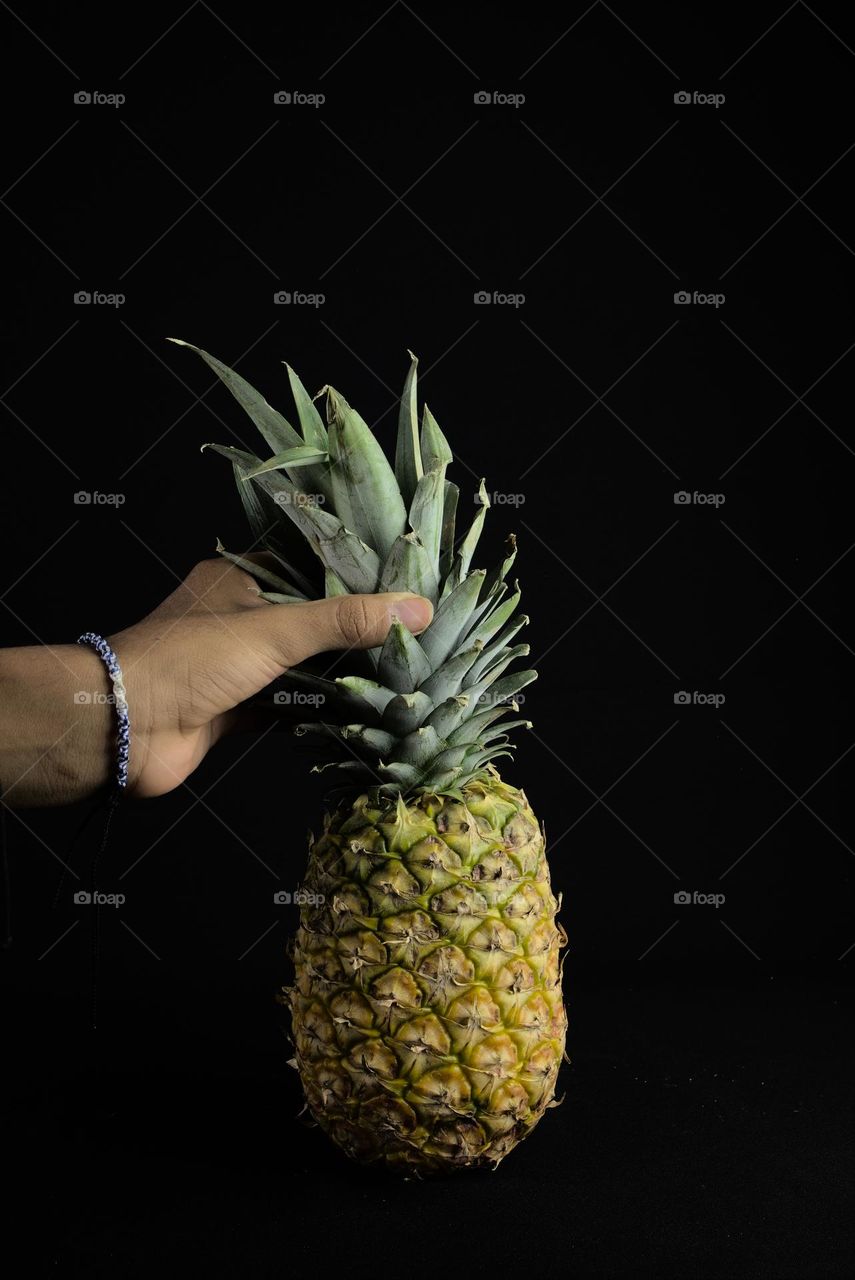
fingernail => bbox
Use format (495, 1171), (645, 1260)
(392, 594), (434, 633)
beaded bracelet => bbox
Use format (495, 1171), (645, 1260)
(77, 632), (130, 790)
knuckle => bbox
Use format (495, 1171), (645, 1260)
(185, 558), (221, 585)
(335, 595), (373, 648)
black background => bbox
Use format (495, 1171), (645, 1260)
(1, 2), (853, 1275)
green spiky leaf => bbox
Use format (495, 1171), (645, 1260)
(395, 351), (422, 505)
(326, 387), (407, 560)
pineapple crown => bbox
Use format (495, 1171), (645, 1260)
(170, 339), (536, 802)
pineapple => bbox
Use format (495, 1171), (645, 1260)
(172, 339), (567, 1172)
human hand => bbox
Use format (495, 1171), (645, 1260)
(0, 558), (432, 806)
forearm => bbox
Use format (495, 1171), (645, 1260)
(0, 644), (113, 806)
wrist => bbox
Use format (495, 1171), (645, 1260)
(0, 645), (113, 805)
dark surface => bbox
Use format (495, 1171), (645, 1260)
(3, 979), (852, 1278)
(1, 1), (853, 1275)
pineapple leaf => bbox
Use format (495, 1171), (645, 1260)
(170, 340), (303, 453)
(439, 480), (459, 580)
(214, 539), (308, 597)
(231, 460), (272, 544)
(176, 342), (333, 497)
(390, 725), (442, 769)
(256, 590), (306, 604)
(324, 567), (349, 597)
(377, 761), (422, 787)
(203, 442), (263, 469)
(463, 615), (529, 685)
(482, 533), (518, 598)
(462, 586), (522, 653)
(468, 669), (537, 712)
(285, 364), (328, 450)
(379, 532), (439, 603)
(408, 469), (445, 580)
(458, 479), (490, 575)
(381, 691), (435, 735)
(335, 677), (397, 716)
(419, 644), (483, 704)
(262, 542), (318, 599)
(446, 706), (513, 746)
(395, 351), (422, 506)
(462, 745), (514, 774)
(326, 387), (407, 560)
(277, 670), (382, 723)
(424, 744), (469, 773)
(235, 462), (380, 593)
(424, 695), (472, 740)
(419, 569), (485, 669)
(420, 405), (453, 471)
(241, 446), (328, 478)
(316, 527), (381, 595)
(295, 723), (396, 757)
(377, 621), (432, 693)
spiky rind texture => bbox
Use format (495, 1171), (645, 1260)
(281, 773), (567, 1173)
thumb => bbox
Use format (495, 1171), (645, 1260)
(249, 592), (434, 669)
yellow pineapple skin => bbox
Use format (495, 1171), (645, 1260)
(283, 772), (567, 1173)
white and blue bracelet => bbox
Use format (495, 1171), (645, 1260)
(77, 632), (130, 790)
